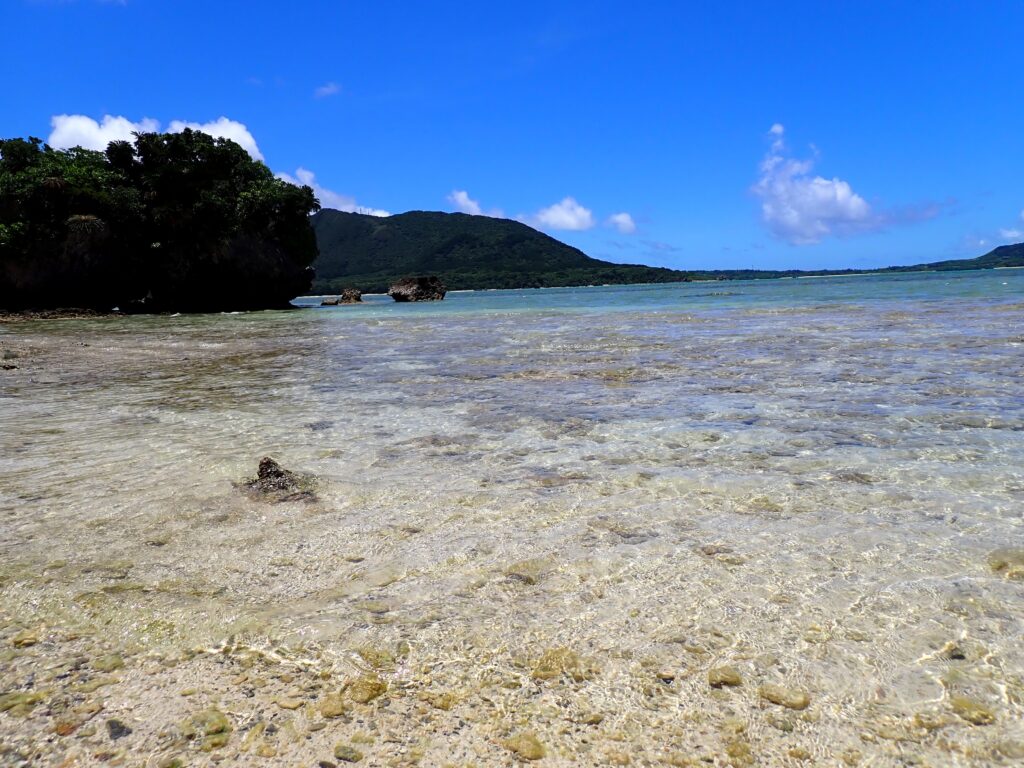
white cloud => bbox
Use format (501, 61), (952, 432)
(48, 115), (387, 218)
(752, 124), (873, 245)
(607, 212), (637, 234)
(49, 114), (264, 161)
(49, 114), (159, 152)
(277, 167), (389, 217)
(314, 82), (340, 98)
(524, 196), (595, 231)
(446, 189), (505, 218)
(448, 189), (483, 215)
(993, 208), (1024, 242)
(166, 117), (263, 161)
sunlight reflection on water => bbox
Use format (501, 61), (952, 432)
(1, 269), (1022, 765)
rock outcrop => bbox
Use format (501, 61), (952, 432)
(240, 457), (317, 503)
(387, 276), (446, 302)
(321, 288), (362, 305)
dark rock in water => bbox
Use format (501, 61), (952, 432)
(107, 719), (132, 740)
(388, 276), (446, 302)
(305, 420), (334, 432)
(240, 457), (317, 503)
(321, 288), (361, 305)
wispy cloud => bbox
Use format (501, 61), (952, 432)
(278, 167), (389, 217)
(643, 240), (681, 254)
(606, 212), (636, 234)
(999, 209), (1024, 241)
(314, 82), (340, 99)
(49, 114), (264, 160)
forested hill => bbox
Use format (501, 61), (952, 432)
(910, 242), (1024, 271)
(310, 210), (694, 293)
(311, 209), (1024, 294)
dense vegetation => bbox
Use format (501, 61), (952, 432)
(0, 131), (319, 312)
(3, 133), (1020, 310)
(898, 243), (1024, 271)
(311, 210), (696, 293)
(312, 210), (1024, 294)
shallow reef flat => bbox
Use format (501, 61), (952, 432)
(1, 276), (1023, 766)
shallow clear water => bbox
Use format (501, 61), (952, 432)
(1, 269), (1023, 766)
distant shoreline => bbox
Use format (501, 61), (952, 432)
(298, 266), (1020, 303)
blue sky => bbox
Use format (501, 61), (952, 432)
(3, 0), (1022, 270)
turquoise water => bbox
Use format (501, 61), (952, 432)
(1, 269), (1023, 766)
(297, 268), (1024, 315)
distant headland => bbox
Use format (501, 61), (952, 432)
(2, 131), (1021, 314)
(311, 208), (1024, 295)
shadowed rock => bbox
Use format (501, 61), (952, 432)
(388, 276), (446, 302)
(340, 288), (362, 303)
(240, 457), (317, 503)
(321, 296), (340, 306)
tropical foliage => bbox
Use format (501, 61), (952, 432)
(0, 130), (319, 311)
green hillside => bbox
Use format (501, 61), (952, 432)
(310, 209), (1024, 294)
(908, 242), (1024, 271)
(310, 210), (694, 293)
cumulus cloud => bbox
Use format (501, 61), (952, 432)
(49, 114), (159, 152)
(49, 114), (264, 161)
(523, 197), (595, 231)
(277, 167), (389, 217)
(607, 212), (637, 234)
(752, 124), (873, 245)
(448, 189), (482, 215)
(314, 82), (340, 98)
(446, 189), (504, 218)
(166, 117), (263, 160)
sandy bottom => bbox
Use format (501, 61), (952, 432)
(1, 297), (1023, 767)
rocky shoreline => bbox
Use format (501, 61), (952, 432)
(0, 309), (123, 323)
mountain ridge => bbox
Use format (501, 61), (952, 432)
(310, 209), (1024, 294)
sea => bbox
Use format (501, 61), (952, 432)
(0, 269), (1022, 765)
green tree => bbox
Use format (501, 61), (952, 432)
(0, 129), (320, 312)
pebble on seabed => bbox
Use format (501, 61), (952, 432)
(503, 732), (546, 761)
(759, 684), (811, 710)
(708, 666), (743, 688)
